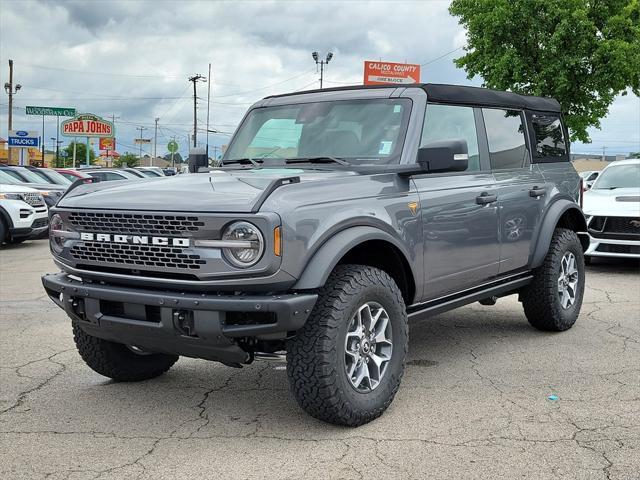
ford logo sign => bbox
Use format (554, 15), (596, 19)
(16, 131), (29, 136)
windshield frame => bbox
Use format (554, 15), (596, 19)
(591, 163), (640, 190)
(223, 97), (413, 167)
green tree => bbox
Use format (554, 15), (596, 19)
(449, 0), (640, 142)
(59, 141), (97, 167)
(163, 152), (183, 164)
(629, 151), (640, 158)
(113, 152), (140, 168)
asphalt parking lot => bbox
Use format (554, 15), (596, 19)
(1, 240), (638, 480)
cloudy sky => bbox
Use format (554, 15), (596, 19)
(1, 0), (638, 159)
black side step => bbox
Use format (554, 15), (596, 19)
(407, 273), (533, 320)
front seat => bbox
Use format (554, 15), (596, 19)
(327, 131), (361, 156)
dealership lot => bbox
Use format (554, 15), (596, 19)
(1, 240), (638, 480)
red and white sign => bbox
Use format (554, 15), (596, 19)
(61, 114), (114, 138)
(363, 61), (421, 85)
(99, 137), (115, 151)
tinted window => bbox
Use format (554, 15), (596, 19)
(421, 104), (480, 171)
(225, 99), (411, 164)
(482, 108), (528, 169)
(531, 114), (567, 159)
(105, 172), (127, 181)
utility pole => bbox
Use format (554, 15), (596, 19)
(312, 51), (333, 89)
(136, 126), (147, 164)
(153, 117), (159, 166)
(4, 59), (22, 163)
(188, 73), (206, 148)
(206, 63), (212, 157)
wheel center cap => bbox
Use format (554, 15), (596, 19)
(362, 341), (370, 354)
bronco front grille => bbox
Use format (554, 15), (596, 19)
(70, 242), (206, 270)
(68, 212), (205, 236)
(19, 192), (44, 208)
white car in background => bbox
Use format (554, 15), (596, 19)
(0, 184), (49, 245)
(583, 158), (640, 261)
(579, 170), (600, 188)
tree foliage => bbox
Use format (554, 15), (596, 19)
(59, 141), (97, 167)
(163, 152), (184, 164)
(113, 152), (140, 168)
(449, 0), (640, 142)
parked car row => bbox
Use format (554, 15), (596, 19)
(0, 164), (171, 246)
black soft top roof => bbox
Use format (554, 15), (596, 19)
(265, 83), (561, 113)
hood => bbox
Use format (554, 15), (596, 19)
(0, 183), (40, 194)
(57, 168), (351, 213)
(583, 187), (640, 217)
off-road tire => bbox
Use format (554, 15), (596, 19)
(287, 265), (408, 426)
(0, 219), (7, 245)
(521, 228), (585, 331)
(73, 323), (178, 381)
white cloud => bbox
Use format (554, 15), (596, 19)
(0, 0), (637, 157)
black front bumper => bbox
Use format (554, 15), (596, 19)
(42, 272), (317, 365)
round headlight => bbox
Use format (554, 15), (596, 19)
(49, 213), (65, 254)
(221, 221), (264, 268)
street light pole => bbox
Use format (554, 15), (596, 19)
(312, 51), (333, 89)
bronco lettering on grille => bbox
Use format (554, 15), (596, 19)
(79, 232), (190, 247)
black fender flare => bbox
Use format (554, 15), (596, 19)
(0, 206), (14, 229)
(529, 198), (587, 269)
(292, 225), (416, 291)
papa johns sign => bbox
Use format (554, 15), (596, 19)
(61, 114), (114, 138)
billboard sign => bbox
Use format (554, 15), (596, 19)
(99, 137), (116, 151)
(8, 130), (40, 148)
(363, 61), (421, 85)
(26, 106), (76, 117)
(61, 113), (114, 137)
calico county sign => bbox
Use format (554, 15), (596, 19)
(363, 61), (421, 85)
(61, 113), (114, 137)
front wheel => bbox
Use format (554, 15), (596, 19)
(73, 323), (179, 381)
(287, 265), (408, 426)
(521, 228), (585, 331)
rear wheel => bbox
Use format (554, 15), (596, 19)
(73, 323), (178, 381)
(287, 265), (408, 426)
(521, 228), (585, 331)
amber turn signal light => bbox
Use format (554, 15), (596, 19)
(274, 226), (282, 256)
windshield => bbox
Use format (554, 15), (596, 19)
(592, 164), (640, 190)
(224, 98), (411, 165)
(10, 168), (49, 184)
(0, 170), (20, 184)
(41, 168), (72, 185)
(139, 170), (161, 177)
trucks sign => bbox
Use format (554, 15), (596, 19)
(7, 130), (40, 148)
(61, 113), (114, 138)
(363, 61), (421, 85)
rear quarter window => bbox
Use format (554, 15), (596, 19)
(530, 113), (569, 162)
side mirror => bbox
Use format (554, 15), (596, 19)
(417, 139), (469, 173)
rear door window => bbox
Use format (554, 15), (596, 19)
(530, 114), (568, 161)
(482, 108), (529, 170)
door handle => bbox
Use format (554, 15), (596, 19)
(476, 192), (497, 205)
(529, 186), (547, 197)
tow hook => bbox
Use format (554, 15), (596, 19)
(173, 309), (197, 337)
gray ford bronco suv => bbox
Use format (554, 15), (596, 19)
(43, 84), (587, 426)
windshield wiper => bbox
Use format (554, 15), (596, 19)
(285, 156), (350, 166)
(221, 158), (263, 167)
